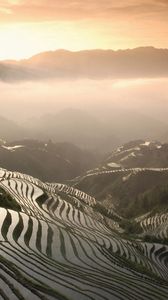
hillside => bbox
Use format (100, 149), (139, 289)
(105, 140), (168, 168)
(75, 140), (168, 172)
(72, 140), (168, 242)
(74, 168), (168, 217)
(0, 139), (100, 181)
(0, 167), (167, 299)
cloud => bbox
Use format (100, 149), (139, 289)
(0, 0), (168, 22)
(0, 7), (12, 14)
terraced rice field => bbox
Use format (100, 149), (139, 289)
(137, 212), (168, 240)
(73, 167), (168, 183)
(0, 168), (167, 299)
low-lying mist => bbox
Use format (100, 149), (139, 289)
(1, 77), (168, 152)
(1, 77), (168, 121)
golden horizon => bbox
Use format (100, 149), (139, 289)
(0, 1), (168, 60)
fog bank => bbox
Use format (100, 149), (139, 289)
(1, 77), (168, 123)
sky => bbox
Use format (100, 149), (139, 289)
(0, 0), (168, 127)
(0, 0), (168, 59)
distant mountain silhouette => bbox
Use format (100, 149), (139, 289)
(0, 108), (167, 153)
(25, 108), (166, 152)
(0, 115), (28, 140)
(1, 47), (168, 81)
(25, 108), (121, 152)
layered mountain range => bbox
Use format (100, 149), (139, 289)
(1, 107), (168, 153)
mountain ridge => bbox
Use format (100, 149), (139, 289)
(2, 46), (168, 62)
(1, 46), (168, 81)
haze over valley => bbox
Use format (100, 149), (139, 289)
(1, 72), (168, 152)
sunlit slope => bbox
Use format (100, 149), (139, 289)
(0, 168), (167, 299)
